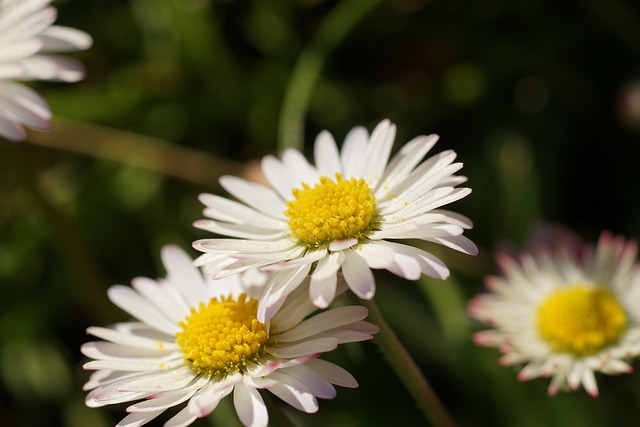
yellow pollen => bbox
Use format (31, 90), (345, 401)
(536, 284), (627, 356)
(175, 294), (268, 378)
(284, 173), (377, 248)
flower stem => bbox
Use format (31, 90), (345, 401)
(278, 0), (381, 151)
(360, 297), (456, 427)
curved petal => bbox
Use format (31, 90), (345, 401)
(266, 371), (319, 413)
(107, 285), (178, 335)
(234, 380), (269, 427)
(40, 25), (93, 51)
(19, 54), (86, 82)
(314, 130), (342, 176)
(340, 125), (368, 179)
(342, 250), (375, 299)
(219, 175), (287, 220)
(362, 119), (395, 186)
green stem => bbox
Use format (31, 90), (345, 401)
(360, 297), (456, 427)
(278, 0), (381, 151)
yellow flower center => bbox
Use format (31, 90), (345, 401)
(536, 284), (627, 356)
(284, 173), (377, 248)
(175, 294), (268, 378)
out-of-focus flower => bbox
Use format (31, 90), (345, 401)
(193, 119), (477, 322)
(0, 0), (92, 141)
(82, 245), (377, 427)
(469, 229), (640, 397)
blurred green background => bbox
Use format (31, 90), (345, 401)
(2, 0), (640, 426)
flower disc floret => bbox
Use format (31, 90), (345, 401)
(285, 173), (377, 248)
(536, 285), (627, 356)
(176, 293), (268, 377)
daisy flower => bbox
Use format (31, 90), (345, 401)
(0, 0), (92, 141)
(193, 119), (477, 322)
(468, 228), (640, 397)
(82, 245), (377, 427)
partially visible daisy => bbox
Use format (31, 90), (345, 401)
(82, 245), (377, 427)
(0, 0), (92, 141)
(193, 119), (477, 322)
(468, 228), (640, 397)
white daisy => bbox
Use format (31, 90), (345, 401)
(0, 0), (92, 141)
(193, 119), (477, 322)
(468, 229), (640, 397)
(82, 245), (377, 427)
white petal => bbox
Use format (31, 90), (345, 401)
(378, 221), (462, 240)
(309, 273), (336, 309)
(376, 134), (439, 196)
(40, 25), (93, 52)
(270, 283), (320, 334)
(568, 364), (583, 391)
(198, 192), (286, 229)
(0, 38), (42, 62)
(246, 360), (283, 378)
(0, 0), (52, 31)
(187, 378), (237, 418)
(268, 337), (339, 359)
(305, 359), (358, 388)
(116, 365), (197, 392)
(260, 155), (297, 201)
(257, 263), (312, 323)
(83, 369), (134, 391)
(20, 54), (86, 82)
(259, 248), (326, 272)
(234, 380), (269, 427)
(340, 125), (368, 179)
(342, 250), (376, 299)
(582, 369), (599, 397)
(281, 148), (319, 187)
(275, 305), (368, 343)
(86, 326), (176, 351)
(309, 252), (343, 308)
(0, 114), (27, 141)
(314, 130), (342, 176)
(164, 406), (197, 427)
(194, 219), (284, 240)
(266, 371), (319, 413)
(362, 119), (395, 186)
(328, 238), (358, 252)
(82, 356), (184, 372)
(383, 241), (450, 280)
(107, 285), (178, 335)
(80, 341), (171, 360)
(132, 277), (189, 324)
(219, 175), (287, 219)
(387, 149), (458, 198)
(0, 93), (50, 129)
(385, 187), (472, 221)
(126, 388), (198, 413)
(355, 242), (395, 269)
(384, 162), (464, 210)
(281, 365), (336, 399)
(161, 245), (207, 308)
(115, 410), (164, 427)
(0, 82), (50, 118)
(193, 236), (297, 255)
(427, 234), (479, 255)
(2, 6), (55, 44)
(429, 208), (474, 229)
(87, 383), (152, 407)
